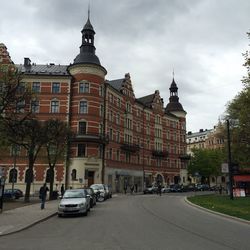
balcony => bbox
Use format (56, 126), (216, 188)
(179, 154), (191, 161)
(152, 150), (169, 158)
(120, 143), (140, 153)
(70, 133), (109, 144)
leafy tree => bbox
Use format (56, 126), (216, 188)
(188, 148), (225, 184)
(44, 119), (71, 200)
(225, 32), (250, 164)
(4, 118), (47, 202)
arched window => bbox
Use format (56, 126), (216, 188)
(71, 169), (77, 181)
(25, 168), (34, 183)
(9, 168), (17, 183)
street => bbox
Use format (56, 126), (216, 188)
(0, 193), (249, 250)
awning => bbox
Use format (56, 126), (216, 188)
(234, 175), (250, 182)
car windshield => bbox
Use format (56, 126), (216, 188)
(91, 184), (103, 190)
(63, 190), (86, 199)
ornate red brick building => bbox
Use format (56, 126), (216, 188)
(0, 15), (187, 193)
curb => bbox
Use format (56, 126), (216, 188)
(184, 197), (250, 225)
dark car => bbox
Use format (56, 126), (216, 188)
(143, 185), (158, 194)
(85, 187), (96, 208)
(3, 189), (23, 199)
(104, 184), (112, 198)
(169, 184), (184, 192)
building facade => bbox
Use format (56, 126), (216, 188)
(0, 15), (187, 193)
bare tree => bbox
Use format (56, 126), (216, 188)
(44, 119), (71, 200)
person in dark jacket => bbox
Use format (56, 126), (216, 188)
(60, 184), (65, 196)
(39, 183), (49, 209)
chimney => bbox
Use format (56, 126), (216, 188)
(199, 129), (203, 132)
(24, 57), (31, 67)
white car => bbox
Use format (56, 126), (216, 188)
(58, 189), (90, 217)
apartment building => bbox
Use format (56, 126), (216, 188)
(0, 15), (188, 193)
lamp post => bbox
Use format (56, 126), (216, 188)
(226, 120), (234, 200)
(11, 144), (18, 194)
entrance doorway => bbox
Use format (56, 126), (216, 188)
(88, 171), (95, 186)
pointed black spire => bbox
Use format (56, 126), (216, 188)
(165, 77), (185, 113)
(73, 8), (101, 66)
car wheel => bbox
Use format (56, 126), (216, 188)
(83, 210), (88, 216)
(58, 213), (62, 217)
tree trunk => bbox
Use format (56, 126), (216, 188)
(49, 167), (54, 200)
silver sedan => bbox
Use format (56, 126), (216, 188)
(58, 189), (90, 217)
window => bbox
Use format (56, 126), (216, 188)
(11, 145), (21, 156)
(116, 150), (120, 161)
(71, 169), (77, 180)
(51, 100), (59, 113)
(79, 82), (89, 93)
(116, 113), (120, 125)
(99, 85), (104, 96)
(25, 168), (33, 183)
(79, 121), (87, 135)
(109, 128), (113, 140)
(52, 82), (60, 93)
(78, 144), (86, 157)
(31, 99), (39, 113)
(100, 104), (104, 117)
(32, 82), (40, 93)
(16, 100), (25, 113)
(9, 168), (17, 183)
(116, 131), (120, 142)
(46, 168), (54, 183)
(117, 98), (121, 108)
(17, 82), (26, 94)
(109, 148), (112, 159)
(79, 101), (88, 114)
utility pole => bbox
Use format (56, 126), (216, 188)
(226, 119), (234, 200)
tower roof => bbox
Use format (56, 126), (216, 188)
(73, 13), (102, 67)
(165, 77), (185, 113)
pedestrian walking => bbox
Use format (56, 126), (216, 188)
(130, 184), (134, 195)
(157, 182), (162, 196)
(124, 184), (127, 194)
(135, 183), (138, 193)
(60, 184), (65, 196)
(39, 183), (49, 209)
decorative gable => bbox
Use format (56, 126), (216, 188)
(152, 90), (164, 111)
(121, 73), (135, 99)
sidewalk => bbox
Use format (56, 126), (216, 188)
(0, 199), (59, 236)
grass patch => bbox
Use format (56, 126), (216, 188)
(187, 194), (250, 221)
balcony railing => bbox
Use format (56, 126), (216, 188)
(120, 143), (140, 153)
(179, 154), (191, 161)
(70, 133), (109, 144)
(152, 150), (169, 158)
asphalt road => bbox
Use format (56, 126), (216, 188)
(0, 193), (249, 250)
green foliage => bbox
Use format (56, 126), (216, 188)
(225, 32), (250, 164)
(188, 148), (225, 178)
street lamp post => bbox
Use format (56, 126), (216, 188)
(11, 144), (17, 194)
(226, 120), (234, 200)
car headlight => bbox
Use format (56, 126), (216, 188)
(78, 203), (85, 208)
(59, 204), (65, 208)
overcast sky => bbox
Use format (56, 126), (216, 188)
(1, 0), (249, 132)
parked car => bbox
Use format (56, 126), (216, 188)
(161, 186), (171, 193)
(90, 184), (108, 201)
(104, 184), (112, 198)
(143, 185), (158, 194)
(3, 189), (23, 199)
(58, 189), (90, 217)
(196, 184), (210, 191)
(169, 184), (184, 192)
(85, 187), (96, 208)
